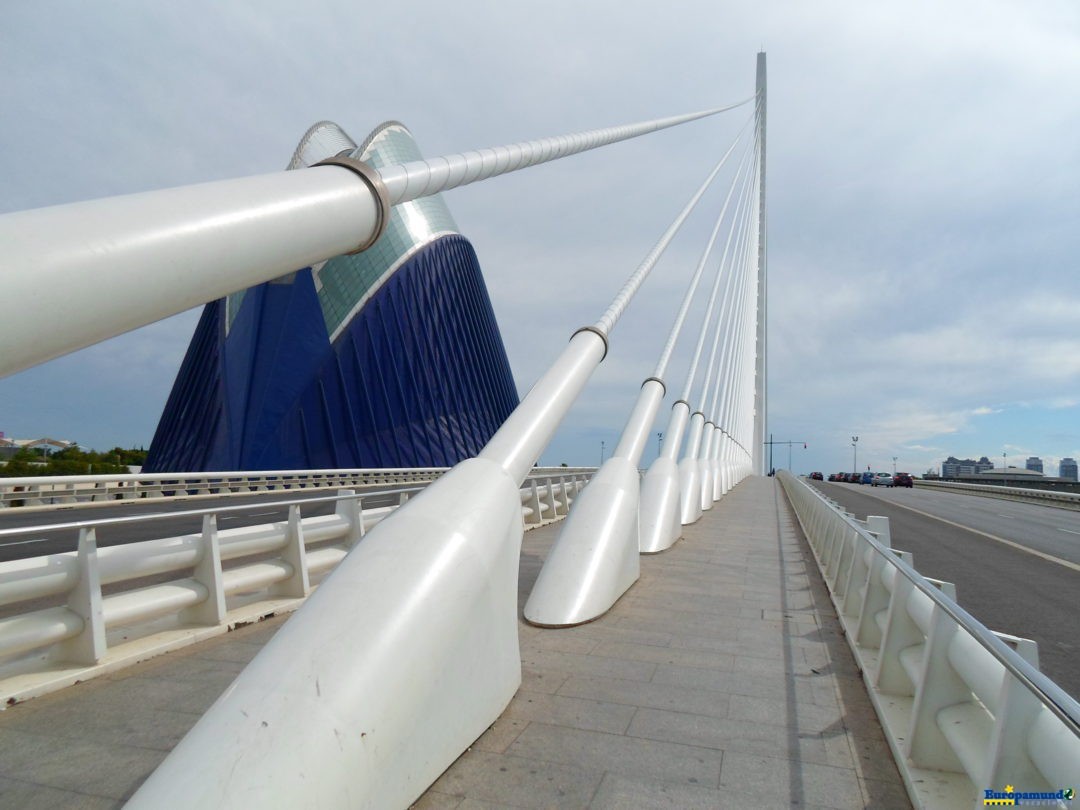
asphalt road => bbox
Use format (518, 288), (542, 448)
(815, 481), (1080, 700)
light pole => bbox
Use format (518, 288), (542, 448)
(851, 436), (859, 474)
(657, 432), (663, 456)
(600, 440), (606, 466)
(892, 456), (898, 476)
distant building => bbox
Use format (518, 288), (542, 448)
(943, 455), (1003, 477)
(1061, 458), (1078, 482)
(1026, 456), (1044, 474)
(0, 436), (76, 460)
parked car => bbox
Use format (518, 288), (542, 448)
(845, 472), (860, 483)
(871, 472), (894, 487)
(859, 471), (874, 485)
(810, 472), (824, 481)
(894, 472), (914, 488)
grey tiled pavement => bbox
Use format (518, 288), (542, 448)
(0, 476), (908, 809)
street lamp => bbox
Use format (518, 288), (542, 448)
(657, 432), (663, 456)
(851, 436), (859, 474)
(892, 456), (898, 476)
(600, 440), (606, 466)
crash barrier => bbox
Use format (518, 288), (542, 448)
(915, 478), (1080, 512)
(0, 470), (588, 705)
(777, 471), (1080, 810)
(0, 467), (453, 511)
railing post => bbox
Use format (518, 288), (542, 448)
(874, 574), (921, 696)
(184, 515), (226, 625)
(336, 489), (364, 547)
(275, 505), (310, 598)
(905, 607), (968, 773)
(58, 528), (106, 664)
(525, 481), (543, 526)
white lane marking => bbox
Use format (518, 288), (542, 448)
(1058, 528), (1080, 536)
(1, 537), (52, 547)
(249, 511), (278, 517)
(997, 514), (1015, 519)
(872, 499), (1080, 573)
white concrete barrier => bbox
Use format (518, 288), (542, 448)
(778, 471), (1080, 809)
(0, 471), (586, 706)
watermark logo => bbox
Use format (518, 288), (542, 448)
(984, 785), (1075, 806)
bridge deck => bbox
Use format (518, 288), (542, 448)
(0, 477), (907, 809)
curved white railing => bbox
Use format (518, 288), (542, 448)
(0, 467), (448, 511)
(777, 471), (1080, 809)
(0, 470), (588, 706)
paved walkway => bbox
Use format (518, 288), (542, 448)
(0, 477), (907, 809)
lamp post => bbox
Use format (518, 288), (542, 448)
(851, 436), (859, 474)
(600, 440), (606, 466)
(892, 456), (898, 476)
(656, 432), (663, 456)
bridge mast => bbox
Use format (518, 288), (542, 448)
(752, 51), (768, 474)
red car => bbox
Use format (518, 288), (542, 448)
(894, 472), (914, 488)
(810, 472), (824, 480)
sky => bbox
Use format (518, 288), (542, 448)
(1, 0), (1079, 477)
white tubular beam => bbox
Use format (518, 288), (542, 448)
(678, 411), (706, 525)
(699, 423), (716, 512)
(639, 400), (690, 553)
(127, 457), (525, 810)
(479, 330), (607, 483)
(752, 53), (769, 475)
(379, 101), (751, 206)
(0, 100), (750, 380)
(0, 168), (383, 378)
(523, 379), (665, 626)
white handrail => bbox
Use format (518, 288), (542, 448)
(777, 471), (1080, 808)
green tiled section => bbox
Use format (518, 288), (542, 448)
(315, 125), (458, 338)
(226, 123), (458, 336)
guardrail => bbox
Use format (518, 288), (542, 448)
(0, 467), (454, 511)
(778, 471), (1080, 809)
(0, 470), (588, 706)
(915, 478), (1080, 512)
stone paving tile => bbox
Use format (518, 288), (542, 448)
(0, 726), (161, 801)
(0, 776), (120, 810)
(500, 692), (637, 735)
(506, 722), (723, 787)
(588, 772), (727, 809)
(557, 674), (730, 720)
(719, 751), (866, 810)
(429, 749), (603, 808)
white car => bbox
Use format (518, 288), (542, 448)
(871, 472), (894, 487)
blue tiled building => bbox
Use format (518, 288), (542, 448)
(145, 122), (518, 471)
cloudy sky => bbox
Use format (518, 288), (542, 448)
(1, 0), (1078, 477)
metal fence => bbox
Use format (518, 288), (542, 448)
(778, 471), (1080, 810)
(0, 469), (589, 706)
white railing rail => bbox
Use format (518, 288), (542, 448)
(0, 470), (589, 706)
(916, 478), (1080, 511)
(0, 467), (450, 511)
(777, 471), (1080, 809)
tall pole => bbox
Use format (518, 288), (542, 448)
(852, 436), (859, 474)
(752, 51), (768, 474)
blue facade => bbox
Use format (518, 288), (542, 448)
(145, 235), (518, 471)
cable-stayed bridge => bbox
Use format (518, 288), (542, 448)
(0, 54), (1077, 809)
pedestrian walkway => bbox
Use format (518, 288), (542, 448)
(0, 477), (907, 809)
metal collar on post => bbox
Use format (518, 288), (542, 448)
(571, 325), (609, 361)
(312, 156), (391, 253)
